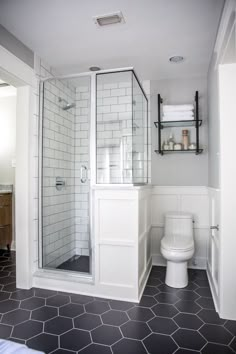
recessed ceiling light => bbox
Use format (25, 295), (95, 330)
(169, 56), (185, 63)
(89, 66), (101, 71)
(93, 11), (125, 27)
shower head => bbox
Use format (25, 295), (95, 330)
(62, 102), (75, 111)
(58, 97), (75, 111)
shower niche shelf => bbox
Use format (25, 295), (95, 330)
(154, 91), (203, 156)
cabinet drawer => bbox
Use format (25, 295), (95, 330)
(0, 194), (12, 206)
(0, 205), (12, 226)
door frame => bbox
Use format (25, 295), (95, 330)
(0, 45), (37, 288)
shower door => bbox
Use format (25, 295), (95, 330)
(40, 76), (91, 274)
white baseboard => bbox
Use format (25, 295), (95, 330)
(206, 262), (219, 313)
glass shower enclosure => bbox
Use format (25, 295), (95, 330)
(39, 69), (148, 274)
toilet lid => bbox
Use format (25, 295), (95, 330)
(161, 234), (194, 251)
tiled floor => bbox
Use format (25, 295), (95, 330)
(57, 255), (90, 273)
(0, 250), (235, 353)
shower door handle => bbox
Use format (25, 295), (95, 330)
(80, 165), (87, 183)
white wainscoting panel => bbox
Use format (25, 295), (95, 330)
(151, 186), (210, 269)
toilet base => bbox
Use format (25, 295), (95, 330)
(165, 261), (188, 288)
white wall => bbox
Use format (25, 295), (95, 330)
(151, 76), (208, 186)
(0, 94), (16, 185)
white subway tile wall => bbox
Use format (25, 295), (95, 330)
(96, 72), (148, 184)
(42, 77), (76, 268)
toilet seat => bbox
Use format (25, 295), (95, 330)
(161, 234), (194, 252)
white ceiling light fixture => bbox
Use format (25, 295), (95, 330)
(169, 55), (185, 63)
(93, 11), (125, 27)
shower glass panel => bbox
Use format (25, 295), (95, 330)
(132, 74), (148, 184)
(40, 76), (91, 273)
(96, 70), (148, 184)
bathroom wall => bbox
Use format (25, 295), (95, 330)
(0, 94), (16, 185)
(151, 76), (208, 186)
(41, 77), (76, 268)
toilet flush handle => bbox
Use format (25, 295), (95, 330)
(210, 225), (219, 231)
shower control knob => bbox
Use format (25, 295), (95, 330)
(210, 225), (219, 231)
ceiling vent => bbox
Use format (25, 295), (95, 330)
(93, 11), (125, 27)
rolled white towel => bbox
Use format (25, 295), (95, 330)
(163, 104), (194, 113)
(162, 115), (194, 122)
(163, 111), (194, 118)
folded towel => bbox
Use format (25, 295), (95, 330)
(0, 340), (44, 354)
(162, 115), (194, 122)
(163, 111), (194, 118)
(163, 104), (194, 113)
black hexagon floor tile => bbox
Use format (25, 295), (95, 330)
(198, 308), (226, 325)
(155, 292), (179, 304)
(148, 316), (178, 334)
(79, 343), (112, 354)
(174, 312), (203, 330)
(176, 289), (199, 301)
(20, 297), (45, 310)
(112, 338), (147, 354)
(12, 320), (43, 340)
(109, 300), (134, 311)
(1, 253), (236, 354)
(59, 303), (84, 318)
(143, 286), (160, 296)
(31, 305), (58, 321)
(102, 309), (129, 326)
(91, 324), (122, 345)
(60, 329), (91, 351)
(74, 312), (102, 330)
(10, 289), (35, 300)
(175, 299), (201, 314)
(225, 320), (236, 336)
(27, 333), (58, 353)
(173, 328), (206, 351)
(128, 306), (154, 322)
(152, 303), (178, 318)
(70, 294), (94, 305)
(200, 324), (233, 345)
(0, 299), (19, 313)
(230, 337), (236, 352)
(138, 295), (157, 308)
(0, 323), (12, 338)
(45, 316), (73, 335)
(85, 300), (110, 314)
(2, 308), (30, 325)
(144, 333), (178, 354)
(202, 342), (235, 354)
(46, 294), (70, 307)
(196, 297), (215, 310)
(34, 288), (57, 298)
(121, 320), (151, 340)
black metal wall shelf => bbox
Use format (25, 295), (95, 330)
(155, 91), (203, 156)
(155, 149), (203, 155)
(154, 120), (202, 129)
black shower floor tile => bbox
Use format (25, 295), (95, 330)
(0, 250), (235, 354)
(57, 255), (90, 273)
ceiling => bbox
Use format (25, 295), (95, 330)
(0, 0), (224, 80)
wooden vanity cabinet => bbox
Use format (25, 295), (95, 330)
(0, 193), (12, 251)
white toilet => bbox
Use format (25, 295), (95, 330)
(160, 212), (194, 288)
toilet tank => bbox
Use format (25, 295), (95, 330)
(164, 212), (193, 238)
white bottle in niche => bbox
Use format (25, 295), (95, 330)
(168, 134), (175, 150)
